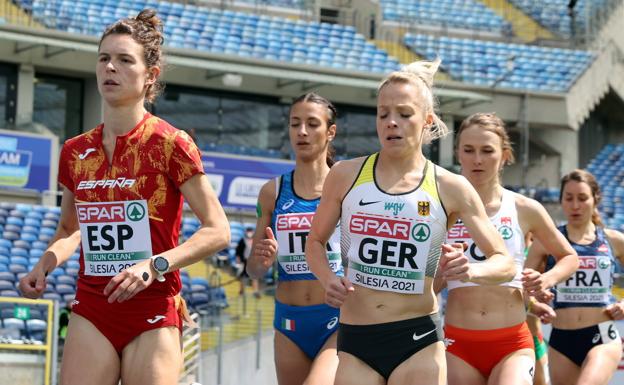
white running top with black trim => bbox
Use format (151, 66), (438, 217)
(341, 153), (447, 294)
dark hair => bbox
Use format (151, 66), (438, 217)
(456, 112), (515, 166)
(289, 93), (338, 167)
(99, 8), (164, 104)
(560, 169), (603, 227)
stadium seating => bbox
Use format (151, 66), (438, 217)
(16, 0), (401, 74)
(380, 0), (512, 35)
(586, 144), (624, 232)
(508, 0), (609, 38)
(404, 33), (594, 92)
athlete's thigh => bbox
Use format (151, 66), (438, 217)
(305, 332), (339, 385)
(446, 351), (486, 385)
(274, 330), (312, 385)
(389, 341), (446, 385)
(60, 314), (120, 385)
(548, 346), (580, 385)
(576, 341), (622, 385)
(335, 352), (385, 385)
(120, 326), (182, 385)
(488, 348), (535, 385)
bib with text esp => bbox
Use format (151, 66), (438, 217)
(77, 200), (153, 276)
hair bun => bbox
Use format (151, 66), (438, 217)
(400, 58), (441, 89)
(135, 8), (162, 32)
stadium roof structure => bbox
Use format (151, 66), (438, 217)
(0, 23), (606, 130)
(0, 23), (489, 106)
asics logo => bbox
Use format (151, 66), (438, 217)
(78, 148), (96, 160)
(282, 199), (295, 210)
(147, 315), (166, 324)
(70, 300), (80, 307)
(413, 328), (436, 341)
(592, 333), (601, 343)
(443, 338), (455, 347)
(327, 316), (338, 329)
(358, 199), (380, 206)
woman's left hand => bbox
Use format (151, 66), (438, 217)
(103, 259), (156, 303)
(606, 301), (624, 320)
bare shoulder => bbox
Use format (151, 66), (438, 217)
(323, 156), (369, 201)
(435, 166), (467, 188)
(331, 156), (368, 177)
(326, 156), (367, 186)
(512, 192), (544, 215)
(604, 228), (624, 244)
(257, 178), (277, 211)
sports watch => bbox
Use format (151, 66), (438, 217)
(150, 255), (169, 282)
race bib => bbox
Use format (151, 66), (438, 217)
(556, 256), (611, 303)
(275, 212), (341, 275)
(347, 214), (430, 294)
(77, 200), (153, 276)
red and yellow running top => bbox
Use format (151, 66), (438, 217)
(58, 113), (204, 299)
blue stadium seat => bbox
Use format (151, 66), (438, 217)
(2, 317), (26, 336)
(26, 319), (47, 341)
(0, 271), (15, 282)
(55, 284), (74, 295)
(0, 280), (14, 291)
(403, 33), (594, 92)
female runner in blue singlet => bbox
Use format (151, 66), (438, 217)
(526, 169), (624, 385)
(247, 93), (342, 385)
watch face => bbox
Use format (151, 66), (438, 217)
(154, 256), (169, 272)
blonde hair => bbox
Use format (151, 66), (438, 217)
(377, 58), (448, 144)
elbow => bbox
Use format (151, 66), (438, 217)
(570, 253), (580, 271)
(215, 223), (231, 251)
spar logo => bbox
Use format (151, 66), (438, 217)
(127, 202), (145, 221)
(350, 215), (411, 240)
(499, 225), (513, 240)
(276, 213), (314, 231)
(412, 223), (430, 242)
(349, 215), (429, 242)
(579, 257), (597, 269)
(447, 224), (471, 240)
(77, 203), (125, 223)
(598, 257), (611, 270)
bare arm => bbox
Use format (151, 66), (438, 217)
(437, 170), (515, 284)
(246, 180), (278, 279)
(525, 237), (548, 272)
(306, 160), (361, 307)
(164, 173), (231, 269)
(605, 228), (624, 265)
(520, 196), (578, 291)
(104, 174), (230, 302)
(605, 228), (624, 320)
(19, 188), (81, 298)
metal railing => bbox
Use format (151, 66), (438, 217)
(0, 297), (58, 385)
